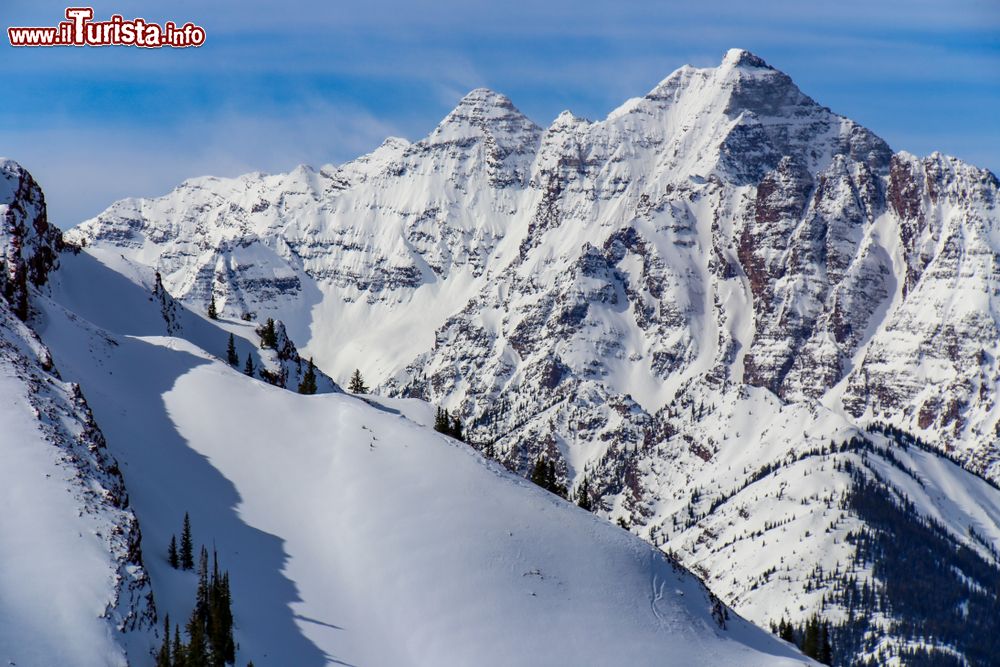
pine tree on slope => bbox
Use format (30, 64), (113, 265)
(168, 534), (179, 569)
(259, 318), (277, 349)
(243, 354), (255, 378)
(172, 626), (185, 667)
(819, 622), (833, 665)
(297, 357), (317, 395)
(348, 369), (368, 394)
(577, 475), (592, 511)
(449, 415), (464, 442)
(226, 334), (239, 367)
(156, 615), (172, 667)
(185, 608), (208, 667)
(434, 407), (450, 434)
(181, 513), (194, 571)
(207, 294), (218, 320)
(530, 457), (549, 489)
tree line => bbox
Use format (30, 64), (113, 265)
(158, 513), (240, 667)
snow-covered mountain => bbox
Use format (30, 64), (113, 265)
(68, 49), (1000, 478)
(1, 158), (812, 664)
(0, 160), (154, 666)
(65, 48), (1000, 663)
(21, 48), (995, 665)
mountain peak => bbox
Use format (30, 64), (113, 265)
(427, 87), (543, 176)
(436, 87), (539, 134)
(457, 87), (514, 109)
(721, 48), (772, 70)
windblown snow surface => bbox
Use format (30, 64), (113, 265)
(31, 247), (811, 665)
(0, 296), (154, 667)
(0, 318), (130, 667)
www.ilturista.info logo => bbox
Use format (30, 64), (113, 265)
(8, 7), (206, 48)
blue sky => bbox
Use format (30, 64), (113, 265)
(2, 0), (998, 225)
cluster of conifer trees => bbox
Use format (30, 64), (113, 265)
(528, 456), (594, 511)
(773, 616), (833, 665)
(529, 456), (566, 498)
(224, 332), (316, 393)
(297, 358), (318, 394)
(257, 318), (277, 349)
(574, 475), (592, 511)
(159, 514), (238, 666)
(433, 407), (464, 441)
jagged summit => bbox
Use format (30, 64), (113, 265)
(435, 86), (540, 131)
(375, 136), (411, 150)
(420, 86), (542, 188)
(721, 48), (773, 69)
(0, 157), (27, 176)
(456, 86), (515, 108)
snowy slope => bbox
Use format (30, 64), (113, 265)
(0, 159), (154, 666)
(0, 308), (154, 667)
(32, 265), (810, 666)
(47, 245), (339, 395)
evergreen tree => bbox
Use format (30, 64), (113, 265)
(185, 606), (209, 667)
(348, 368), (368, 394)
(173, 625), (186, 667)
(449, 415), (464, 442)
(297, 357), (318, 395)
(196, 547), (210, 624)
(433, 407), (450, 434)
(220, 572), (235, 663)
(168, 534), (179, 569)
(207, 550), (235, 665)
(543, 460), (566, 498)
(181, 513), (195, 571)
(259, 318), (277, 349)
(242, 353), (255, 378)
(778, 618), (795, 643)
(819, 621), (833, 665)
(207, 293), (218, 320)
(530, 457), (549, 488)
(577, 475), (592, 511)
(156, 615), (172, 667)
(802, 616), (819, 659)
(226, 334), (238, 367)
(169, 546), (237, 667)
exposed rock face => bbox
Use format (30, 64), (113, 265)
(0, 159), (62, 319)
(842, 153), (1000, 476)
(68, 49), (1000, 663)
